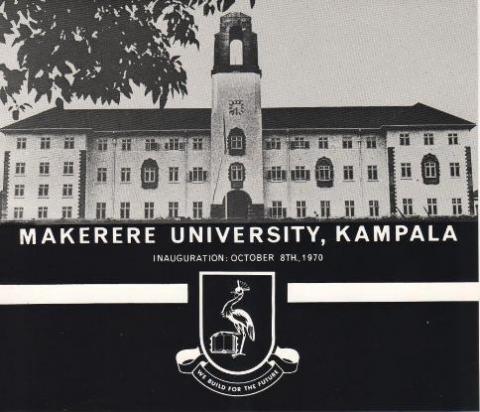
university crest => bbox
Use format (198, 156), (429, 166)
(176, 272), (299, 396)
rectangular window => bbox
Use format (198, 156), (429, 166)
(62, 206), (73, 219)
(193, 201), (203, 219)
(402, 198), (413, 216)
(37, 206), (48, 219)
(400, 163), (411, 179)
(144, 168), (156, 183)
(166, 138), (184, 151)
(39, 162), (50, 176)
(345, 200), (355, 217)
(121, 167), (131, 183)
(64, 137), (75, 149)
(192, 138), (204, 150)
(342, 136), (353, 149)
(15, 162), (26, 175)
(318, 137), (329, 149)
(38, 184), (49, 198)
(290, 136), (309, 150)
(97, 167), (107, 182)
(97, 138), (108, 151)
(120, 202), (130, 219)
(367, 165), (378, 181)
(450, 162), (460, 177)
(296, 201), (306, 218)
(145, 138), (157, 151)
(424, 162), (437, 178)
(190, 167), (207, 182)
(63, 161), (74, 175)
(343, 166), (354, 181)
(369, 200), (379, 217)
(270, 201), (286, 219)
(16, 137), (26, 149)
(265, 137), (281, 150)
(291, 166), (310, 181)
(144, 202), (155, 219)
(427, 198), (437, 216)
(96, 202), (106, 220)
(448, 133), (459, 145)
(63, 184), (73, 198)
(320, 200), (330, 218)
(424, 133), (434, 145)
(452, 198), (463, 215)
(399, 133), (410, 146)
(14, 184), (25, 198)
(121, 138), (132, 151)
(168, 202), (179, 218)
(40, 137), (51, 149)
(169, 167), (179, 182)
(266, 167), (286, 182)
(366, 136), (377, 149)
(13, 207), (24, 219)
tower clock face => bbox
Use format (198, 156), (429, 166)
(228, 99), (245, 116)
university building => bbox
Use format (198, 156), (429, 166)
(0, 13), (476, 221)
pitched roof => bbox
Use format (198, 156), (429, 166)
(1, 103), (475, 133)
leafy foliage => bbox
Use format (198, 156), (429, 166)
(0, 0), (255, 115)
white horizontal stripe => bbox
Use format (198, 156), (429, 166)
(0, 284), (188, 305)
(288, 282), (480, 303)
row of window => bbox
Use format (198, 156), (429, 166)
(399, 133), (459, 146)
(400, 161), (461, 179)
(94, 202), (203, 220)
(16, 137), (76, 150)
(14, 162), (75, 176)
(13, 206), (74, 220)
(96, 167), (209, 184)
(13, 184), (75, 199)
(265, 136), (378, 150)
(96, 138), (198, 152)
(265, 164), (379, 182)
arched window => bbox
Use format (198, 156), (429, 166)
(228, 128), (246, 156)
(315, 157), (334, 188)
(141, 159), (159, 189)
(421, 154), (440, 185)
(230, 39), (243, 65)
(229, 162), (246, 189)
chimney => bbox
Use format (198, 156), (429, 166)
(55, 97), (64, 110)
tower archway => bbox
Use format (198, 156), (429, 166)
(222, 190), (252, 220)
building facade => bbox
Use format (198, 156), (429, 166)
(1, 13), (476, 221)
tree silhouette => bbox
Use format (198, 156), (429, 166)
(0, 0), (255, 118)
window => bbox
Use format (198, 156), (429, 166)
(265, 137), (281, 150)
(64, 137), (75, 149)
(290, 137), (309, 150)
(367, 165), (378, 181)
(193, 201), (203, 219)
(169, 167), (179, 183)
(402, 198), (413, 216)
(145, 138), (157, 151)
(369, 200), (379, 217)
(63, 184), (73, 198)
(121, 138), (132, 151)
(450, 162), (460, 177)
(345, 200), (355, 217)
(269, 201), (286, 219)
(120, 202), (130, 219)
(97, 138), (108, 151)
(141, 159), (159, 189)
(229, 163), (245, 189)
(165, 138), (185, 151)
(448, 133), (458, 145)
(144, 202), (154, 219)
(400, 163), (411, 179)
(320, 201), (330, 218)
(192, 138), (203, 150)
(37, 207), (48, 219)
(230, 39), (243, 65)
(96, 202), (106, 220)
(315, 158), (334, 187)
(318, 137), (329, 149)
(424, 133), (434, 145)
(228, 128), (246, 156)
(291, 166), (310, 181)
(452, 198), (462, 215)
(121, 167), (131, 183)
(63, 161), (74, 175)
(366, 136), (377, 149)
(190, 167), (208, 183)
(40, 137), (50, 149)
(427, 198), (437, 216)
(296, 201), (306, 218)
(15, 162), (25, 175)
(97, 167), (107, 182)
(399, 133), (410, 146)
(62, 206), (73, 219)
(421, 154), (440, 184)
(266, 166), (286, 182)
(13, 207), (23, 219)
(16, 137), (26, 149)
(39, 162), (50, 176)
(343, 166), (354, 181)
(38, 184), (49, 198)
(342, 136), (353, 149)
(14, 184), (24, 198)
(168, 202), (179, 218)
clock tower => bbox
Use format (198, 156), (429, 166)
(210, 13), (264, 219)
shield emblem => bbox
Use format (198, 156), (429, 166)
(199, 272), (275, 376)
